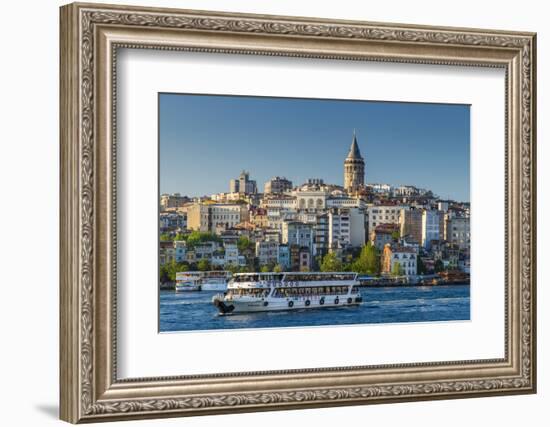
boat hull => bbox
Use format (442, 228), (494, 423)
(213, 295), (363, 315)
(175, 285), (201, 292)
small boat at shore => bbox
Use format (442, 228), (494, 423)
(212, 272), (363, 315)
(200, 271), (232, 291)
(174, 271), (231, 292)
(175, 272), (201, 292)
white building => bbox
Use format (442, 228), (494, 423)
(421, 210), (444, 249)
(281, 221), (314, 253)
(229, 170), (257, 194)
(223, 242), (240, 266)
(367, 183), (392, 194)
(187, 203), (248, 233)
(367, 205), (408, 234)
(295, 190), (329, 212)
(383, 245), (418, 276)
(447, 216), (470, 250)
(328, 208), (365, 249)
(264, 176), (293, 194)
(255, 241), (279, 266)
(210, 204), (248, 231)
(174, 241), (187, 263)
(326, 196), (365, 209)
(437, 201), (449, 212)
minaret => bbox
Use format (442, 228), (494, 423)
(344, 130), (365, 192)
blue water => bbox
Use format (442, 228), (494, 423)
(159, 284), (470, 332)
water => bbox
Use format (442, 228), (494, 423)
(159, 284), (470, 332)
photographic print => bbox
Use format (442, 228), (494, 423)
(159, 93), (471, 332)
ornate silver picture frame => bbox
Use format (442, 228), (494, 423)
(60, 2), (536, 423)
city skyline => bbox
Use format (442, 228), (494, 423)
(160, 93), (470, 202)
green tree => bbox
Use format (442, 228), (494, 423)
(391, 262), (404, 276)
(260, 265), (270, 273)
(273, 264), (283, 273)
(160, 233), (172, 242)
(174, 232), (187, 241)
(237, 236), (255, 268)
(197, 259), (211, 271)
(159, 264), (171, 283)
(186, 231), (220, 249)
(226, 264), (240, 274)
(434, 259), (445, 273)
(159, 260), (190, 283)
(353, 242), (380, 275)
(417, 255), (427, 275)
(391, 229), (400, 241)
(320, 252), (343, 272)
(237, 236), (254, 252)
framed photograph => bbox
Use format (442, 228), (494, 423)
(60, 2), (537, 423)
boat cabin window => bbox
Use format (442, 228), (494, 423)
(232, 274), (284, 282)
(283, 273), (355, 282)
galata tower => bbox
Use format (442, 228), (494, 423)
(344, 130), (365, 192)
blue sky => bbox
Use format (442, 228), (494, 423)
(159, 93), (470, 202)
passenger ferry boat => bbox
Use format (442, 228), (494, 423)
(212, 272), (362, 315)
(175, 272), (202, 292)
(174, 271), (231, 292)
(200, 271), (231, 291)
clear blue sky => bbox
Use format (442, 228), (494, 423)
(159, 93), (470, 202)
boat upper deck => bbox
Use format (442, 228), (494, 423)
(228, 272), (358, 289)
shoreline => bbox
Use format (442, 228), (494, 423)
(358, 281), (470, 288)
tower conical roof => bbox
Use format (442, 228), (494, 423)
(346, 131), (363, 160)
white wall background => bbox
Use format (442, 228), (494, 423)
(0, 0), (546, 426)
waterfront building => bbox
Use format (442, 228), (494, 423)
(263, 229), (282, 243)
(295, 189), (329, 212)
(194, 241), (219, 262)
(256, 240), (279, 266)
(299, 247), (311, 271)
(328, 208), (366, 249)
(187, 203), (249, 233)
(277, 244), (290, 269)
(399, 236), (421, 253)
(344, 131), (365, 193)
(160, 193), (190, 210)
(263, 194), (297, 210)
(313, 213), (329, 258)
(326, 196), (365, 209)
(382, 244), (418, 276)
(159, 241), (176, 265)
(368, 204), (407, 234)
(159, 212), (186, 232)
(210, 204), (249, 231)
(400, 208), (423, 245)
(186, 203), (210, 232)
(447, 216), (470, 250)
(264, 176), (293, 194)
(211, 251), (226, 267)
(250, 207), (269, 228)
(282, 221), (314, 255)
(223, 242), (240, 266)
(421, 210), (445, 249)
(394, 185), (419, 197)
(210, 192), (245, 203)
(288, 245), (312, 271)
(371, 223), (399, 251)
(229, 170), (257, 194)
(366, 183), (392, 194)
(437, 201), (450, 212)
(174, 240), (187, 263)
